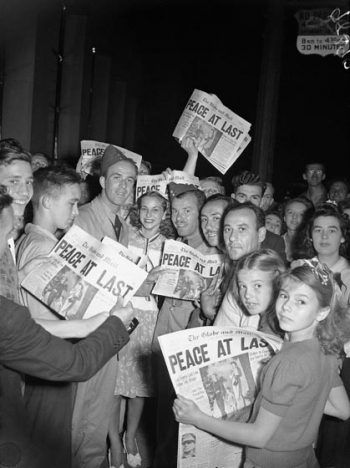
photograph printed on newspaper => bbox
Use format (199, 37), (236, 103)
(76, 140), (142, 178)
(173, 89), (251, 174)
(158, 326), (282, 468)
(136, 170), (200, 200)
(152, 240), (223, 301)
(21, 225), (148, 319)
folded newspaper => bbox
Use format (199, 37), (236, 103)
(158, 326), (282, 468)
(173, 89), (251, 174)
(76, 140), (142, 178)
(21, 225), (148, 319)
(152, 240), (223, 301)
(136, 170), (200, 200)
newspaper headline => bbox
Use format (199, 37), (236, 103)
(136, 170), (200, 200)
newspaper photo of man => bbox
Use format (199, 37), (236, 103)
(173, 269), (206, 300)
(181, 432), (196, 459)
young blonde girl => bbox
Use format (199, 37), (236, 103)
(174, 260), (350, 468)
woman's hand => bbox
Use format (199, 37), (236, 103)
(173, 395), (203, 426)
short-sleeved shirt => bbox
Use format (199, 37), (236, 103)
(246, 338), (342, 467)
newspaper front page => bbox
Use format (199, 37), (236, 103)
(21, 226), (148, 319)
(158, 327), (282, 468)
(173, 89), (251, 174)
(77, 140), (142, 178)
(152, 240), (223, 301)
(136, 171), (200, 200)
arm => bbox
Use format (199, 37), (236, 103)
(0, 296), (131, 382)
(324, 385), (350, 420)
(35, 312), (109, 339)
(173, 395), (282, 448)
(181, 137), (199, 175)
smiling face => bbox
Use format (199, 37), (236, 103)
(171, 192), (200, 241)
(237, 268), (274, 316)
(233, 184), (263, 207)
(100, 159), (137, 210)
(265, 213), (282, 235)
(49, 184), (81, 231)
(311, 215), (345, 258)
(139, 195), (166, 236)
(0, 160), (33, 217)
(200, 199), (227, 247)
(276, 278), (329, 341)
(223, 207), (266, 260)
(284, 201), (307, 232)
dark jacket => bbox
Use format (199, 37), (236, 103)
(261, 230), (287, 264)
(0, 296), (129, 468)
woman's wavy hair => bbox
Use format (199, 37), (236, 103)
(278, 262), (350, 356)
(232, 249), (286, 336)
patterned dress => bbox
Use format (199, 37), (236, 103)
(115, 228), (166, 397)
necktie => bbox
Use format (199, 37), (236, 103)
(113, 214), (122, 241)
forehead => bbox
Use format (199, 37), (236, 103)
(330, 181), (347, 191)
(225, 208), (257, 228)
(201, 179), (220, 190)
(236, 184), (262, 197)
(313, 215), (340, 228)
(286, 201), (306, 212)
(201, 199), (227, 216)
(281, 277), (315, 298)
(0, 160), (33, 180)
(107, 160), (137, 178)
(306, 163), (324, 172)
(238, 268), (272, 282)
(32, 154), (48, 163)
(140, 195), (163, 208)
(54, 183), (81, 200)
(172, 193), (198, 210)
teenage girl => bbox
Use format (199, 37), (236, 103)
(214, 249), (285, 332)
(109, 191), (168, 468)
(173, 261), (350, 468)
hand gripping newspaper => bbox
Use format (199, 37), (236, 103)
(152, 239), (223, 301)
(135, 170), (200, 200)
(21, 225), (148, 320)
(158, 326), (282, 468)
(173, 89), (251, 175)
(76, 140), (142, 178)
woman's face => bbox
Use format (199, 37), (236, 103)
(311, 215), (345, 258)
(284, 201), (307, 232)
(139, 196), (165, 234)
(237, 268), (274, 316)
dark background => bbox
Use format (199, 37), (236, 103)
(0, 0), (349, 199)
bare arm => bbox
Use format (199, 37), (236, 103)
(181, 137), (199, 175)
(324, 385), (350, 420)
(35, 312), (109, 339)
(173, 395), (281, 448)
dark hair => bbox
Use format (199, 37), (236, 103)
(0, 185), (13, 214)
(137, 191), (168, 212)
(32, 166), (81, 206)
(0, 138), (23, 152)
(303, 161), (326, 173)
(0, 148), (31, 167)
(278, 263), (350, 356)
(283, 196), (313, 215)
(140, 160), (152, 173)
(231, 170), (265, 193)
(201, 194), (232, 212)
(200, 176), (226, 195)
(338, 199), (350, 215)
(222, 201), (265, 231)
(233, 249), (286, 335)
(173, 189), (206, 211)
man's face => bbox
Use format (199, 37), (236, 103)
(0, 205), (15, 256)
(50, 184), (81, 231)
(100, 160), (137, 208)
(223, 207), (265, 260)
(260, 183), (274, 211)
(329, 181), (348, 203)
(303, 164), (325, 187)
(138, 162), (151, 176)
(233, 184), (262, 207)
(200, 199), (227, 247)
(0, 160), (33, 217)
(171, 193), (200, 240)
(200, 179), (222, 198)
(182, 435), (195, 456)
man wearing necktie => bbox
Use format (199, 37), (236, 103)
(73, 145), (137, 468)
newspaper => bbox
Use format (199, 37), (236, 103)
(173, 89), (251, 175)
(158, 326), (282, 468)
(152, 240), (223, 301)
(21, 226), (148, 319)
(76, 140), (142, 178)
(136, 170), (200, 200)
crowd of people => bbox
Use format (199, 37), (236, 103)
(0, 135), (350, 468)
